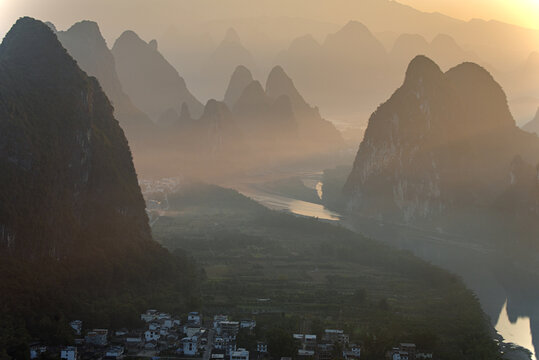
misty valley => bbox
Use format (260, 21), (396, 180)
(1, 2), (539, 360)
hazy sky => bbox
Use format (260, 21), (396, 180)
(0, 0), (538, 42)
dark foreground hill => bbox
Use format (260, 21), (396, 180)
(0, 18), (198, 358)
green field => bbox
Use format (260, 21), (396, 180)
(152, 183), (500, 360)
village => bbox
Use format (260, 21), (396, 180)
(28, 309), (433, 360)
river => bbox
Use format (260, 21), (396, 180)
(231, 171), (538, 360)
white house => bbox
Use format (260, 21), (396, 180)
(214, 315), (228, 329)
(69, 320), (82, 335)
(30, 345), (47, 359)
(256, 342), (268, 353)
(230, 348), (249, 360)
(105, 346), (124, 358)
(240, 320), (256, 330)
(145, 329), (161, 342)
(85, 329), (108, 346)
(188, 312), (202, 325)
(60, 346), (77, 360)
(141, 309), (158, 322)
(182, 336), (199, 356)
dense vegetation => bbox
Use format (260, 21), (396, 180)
(0, 244), (199, 360)
(152, 183), (501, 360)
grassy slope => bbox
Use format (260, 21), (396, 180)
(152, 183), (500, 360)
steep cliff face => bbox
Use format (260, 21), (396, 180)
(112, 30), (203, 121)
(344, 56), (539, 231)
(0, 17), (151, 257)
(0, 19), (198, 355)
(56, 21), (154, 143)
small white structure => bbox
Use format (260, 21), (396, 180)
(182, 336), (199, 356)
(219, 321), (239, 337)
(230, 348), (249, 360)
(214, 315), (228, 329)
(145, 329), (161, 342)
(141, 309), (158, 322)
(69, 320), (82, 335)
(240, 319), (256, 330)
(85, 329), (108, 346)
(30, 345), (47, 359)
(256, 341), (268, 353)
(105, 346), (124, 358)
(60, 346), (77, 360)
(188, 312), (202, 325)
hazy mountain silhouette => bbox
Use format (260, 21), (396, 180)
(344, 55), (539, 245)
(265, 65), (343, 150)
(56, 20), (155, 144)
(232, 79), (298, 150)
(390, 33), (430, 64)
(523, 108), (539, 135)
(112, 30), (204, 121)
(203, 28), (257, 101)
(223, 65), (254, 107)
(194, 99), (248, 158)
(277, 21), (393, 122)
(501, 52), (539, 122)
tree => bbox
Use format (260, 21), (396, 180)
(267, 328), (298, 359)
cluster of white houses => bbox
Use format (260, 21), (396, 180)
(28, 310), (433, 360)
(293, 329), (360, 360)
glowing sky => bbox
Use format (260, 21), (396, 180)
(399, 0), (539, 30)
(0, 0), (537, 42)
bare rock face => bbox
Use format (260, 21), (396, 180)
(344, 55), (539, 237)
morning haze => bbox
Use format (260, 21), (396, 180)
(0, 1), (538, 360)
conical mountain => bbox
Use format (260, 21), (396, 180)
(265, 65), (305, 109)
(205, 28), (256, 100)
(195, 100), (246, 156)
(233, 80), (271, 113)
(56, 20), (154, 141)
(0, 17), (196, 353)
(429, 33), (477, 69)
(322, 20), (387, 66)
(344, 55), (539, 238)
(390, 33), (429, 64)
(223, 27), (241, 44)
(224, 65), (254, 107)
(265, 66), (343, 149)
(112, 30), (204, 121)
(0, 17), (151, 255)
(232, 80), (298, 147)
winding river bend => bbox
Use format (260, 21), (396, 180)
(231, 171), (538, 360)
